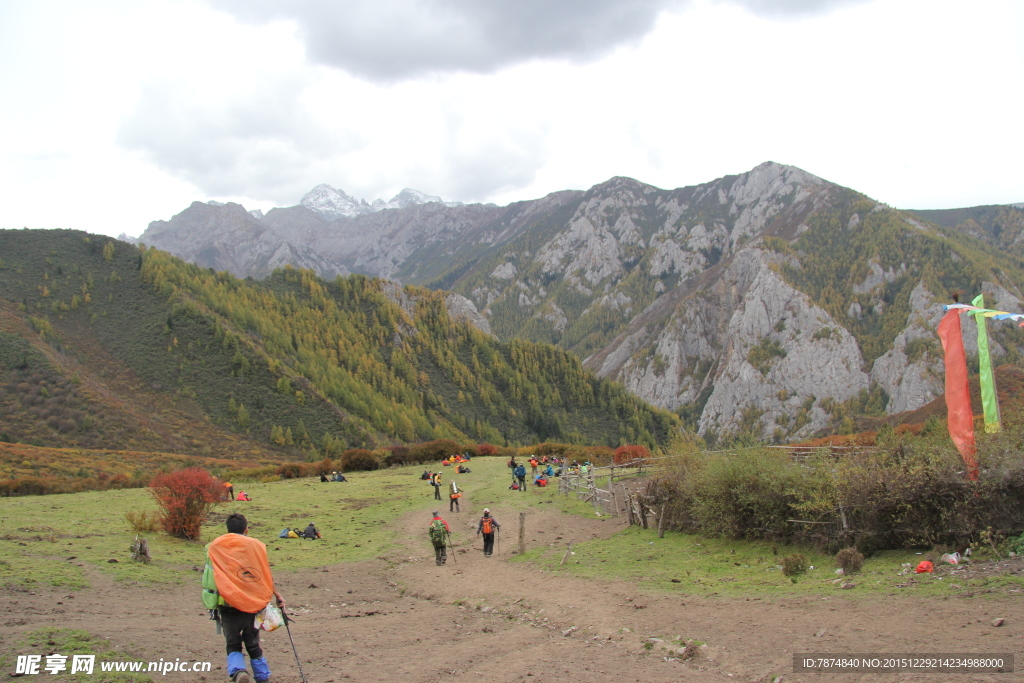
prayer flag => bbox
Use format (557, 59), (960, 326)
(937, 309), (978, 480)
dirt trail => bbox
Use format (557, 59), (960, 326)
(3, 489), (1021, 683)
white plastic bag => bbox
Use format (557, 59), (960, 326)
(255, 601), (285, 632)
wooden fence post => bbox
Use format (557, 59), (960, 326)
(639, 497), (648, 529)
(657, 503), (666, 538)
(560, 540), (575, 565)
(518, 512), (526, 556)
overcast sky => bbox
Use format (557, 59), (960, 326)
(1, 0), (1021, 238)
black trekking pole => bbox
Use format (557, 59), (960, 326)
(446, 530), (457, 565)
(283, 612), (308, 683)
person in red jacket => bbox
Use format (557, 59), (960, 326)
(206, 513), (286, 683)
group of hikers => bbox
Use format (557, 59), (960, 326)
(218, 480), (252, 502)
(278, 522), (321, 539)
(506, 455), (580, 490)
(319, 471), (348, 482)
(423, 469), (466, 511)
(428, 507), (501, 564)
(201, 453), (556, 682)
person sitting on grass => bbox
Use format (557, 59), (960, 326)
(302, 522), (321, 539)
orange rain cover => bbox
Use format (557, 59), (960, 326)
(937, 309), (979, 479)
(207, 533), (275, 613)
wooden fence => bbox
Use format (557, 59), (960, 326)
(557, 460), (652, 516)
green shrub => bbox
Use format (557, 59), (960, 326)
(641, 424), (1024, 551)
(835, 547), (864, 573)
(1008, 531), (1024, 556)
(780, 553), (807, 577)
(688, 448), (803, 540)
(124, 508), (160, 533)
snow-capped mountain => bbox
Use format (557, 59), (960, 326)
(300, 184), (375, 220)
(300, 184), (460, 221)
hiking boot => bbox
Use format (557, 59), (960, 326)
(231, 672), (252, 683)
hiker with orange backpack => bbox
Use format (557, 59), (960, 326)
(476, 508), (500, 557)
(203, 513), (286, 683)
(449, 480), (463, 513)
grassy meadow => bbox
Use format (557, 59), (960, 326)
(0, 456), (587, 590)
(2, 456), (1020, 602)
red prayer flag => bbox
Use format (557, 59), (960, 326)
(937, 310), (978, 479)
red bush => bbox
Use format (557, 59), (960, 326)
(275, 463), (304, 479)
(409, 439), (460, 463)
(383, 446), (411, 466)
(476, 443), (499, 457)
(149, 467), (221, 540)
(614, 444), (651, 466)
(340, 448), (379, 471)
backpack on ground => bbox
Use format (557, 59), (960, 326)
(429, 519), (447, 545)
(279, 528), (290, 539)
(482, 517), (493, 535)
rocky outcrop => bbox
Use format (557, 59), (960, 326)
(606, 249), (870, 440)
(445, 293), (493, 336)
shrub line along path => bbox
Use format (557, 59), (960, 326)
(1, 459), (1021, 682)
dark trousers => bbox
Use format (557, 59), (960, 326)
(433, 485), (441, 500)
(450, 496), (460, 511)
(219, 606), (263, 659)
(433, 542), (447, 565)
(517, 476), (526, 491)
(482, 532), (495, 556)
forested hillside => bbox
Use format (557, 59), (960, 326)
(128, 163), (1024, 444)
(0, 230), (677, 456)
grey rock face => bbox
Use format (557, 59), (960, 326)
(869, 283), (945, 414)
(611, 249), (870, 440)
(139, 201), (348, 279)
(444, 293), (493, 336)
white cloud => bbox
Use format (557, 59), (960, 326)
(0, 0), (1020, 239)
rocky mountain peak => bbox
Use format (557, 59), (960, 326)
(300, 184), (373, 221)
(301, 184), (460, 220)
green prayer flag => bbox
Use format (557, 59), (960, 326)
(972, 294), (1001, 433)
